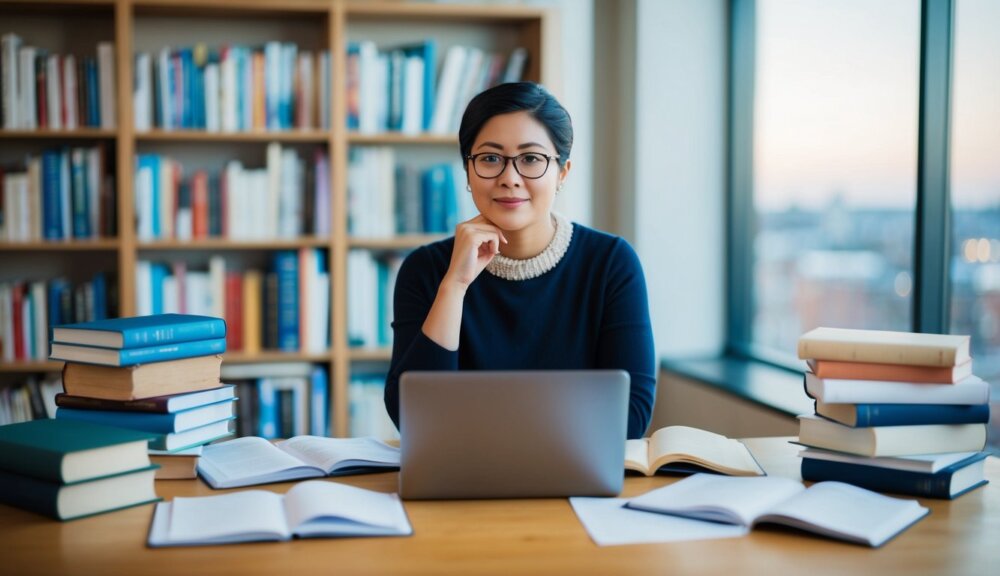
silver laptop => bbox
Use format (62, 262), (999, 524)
(399, 370), (628, 500)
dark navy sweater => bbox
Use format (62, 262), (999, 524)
(383, 222), (656, 439)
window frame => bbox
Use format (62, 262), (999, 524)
(726, 0), (955, 368)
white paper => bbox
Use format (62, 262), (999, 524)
(570, 497), (747, 546)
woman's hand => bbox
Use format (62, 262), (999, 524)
(442, 215), (508, 290)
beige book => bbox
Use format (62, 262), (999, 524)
(242, 270), (262, 354)
(150, 447), (201, 480)
(797, 414), (987, 457)
(798, 327), (970, 367)
(61, 354), (222, 401)
(624, 426), (764, 477)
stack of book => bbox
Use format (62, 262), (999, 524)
(796, 327), (991, 499)
(0, 418), (159, 520)
(48, 314), (236, 479)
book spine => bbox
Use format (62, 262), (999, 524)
(800, 458), (981, 499)
(851, 403), (991, 427)
(115, 337), (227, 366)
(55, 393), (171, 413)
(0, 469), (61, 519)
(274, 251), (300, 351)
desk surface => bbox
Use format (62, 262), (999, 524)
(2, 437), (997, 576)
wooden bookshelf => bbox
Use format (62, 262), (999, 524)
(0, 0), (554, 437)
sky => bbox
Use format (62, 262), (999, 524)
(753, 0), (1000, 211)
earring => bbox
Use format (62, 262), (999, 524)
(557, 182), (564, 193)
(466, 184), (472, 192)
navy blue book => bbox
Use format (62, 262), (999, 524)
(801, 453), (989, 499)
(56, 398), (236, 434)
(51, 313), (226, 349)
(49, 337), (227, 367)
(273, 251), (300, 351)
(816, 400), (990, 427)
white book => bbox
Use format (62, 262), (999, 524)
(501, 47), (527, 83)
(135, 261), (152, 316)
(46, 54), (62, 130)
(2, 34), (21, 128)
(15, 172), (29, 242)
(147, 480), (411, 547)
(197, 435), (400, 489)
(626, 473), (929, 548)
(357, 41), (379, 134)
(208, 255), (225, 319)
(162, 275), (179, 314)
(266, 142), (282, 238)
(0, 284), (12, 361)
(570, 496), (746, 546)
(318, 51), (331, 129)
(277, 148), (301, 238)
(797, 447), (983, 474)
(264, 41), (282, 130)
(97, 42), (116, 129)
(63, 55), (78, 129)
(157, 48), (173, 129)
(805, 372), (990, 405)
(450, 46), (483, 132)
(19, 45), (36, 129)
(203, 62), (220, 132)
(430, 45), (466, 134)
(297, 51), (313, 129)
(134, 162), (154, 240)
(133, 52), (151, 132)
(401, 55), (424, 135)
(159, 157), (174, 239)
(220, 362), (313, 380)
(797, 414), (987, 457)
(220, 49), (236, 132)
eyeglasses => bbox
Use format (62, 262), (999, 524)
(465, 152), (559, 180)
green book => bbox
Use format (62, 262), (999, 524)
(0, 466), (161, 521)
(0, 419), (156, 483)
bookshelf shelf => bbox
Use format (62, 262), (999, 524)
(348, 234), (447, 250)
(1, 0), (553, 437)
(136, 130), (331, 143)
(137, 237), (331, 250)
(0, 240), (120, 251)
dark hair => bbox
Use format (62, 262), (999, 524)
(458, 82), (573, 169)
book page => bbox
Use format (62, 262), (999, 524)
(570, 497), (748, 546)
(628, 474), (804, 526)
(198, 436), (322, 485)
(756, 481), (928, 547)
(277, 436), (400, 474)
(168, 490), (289, 543)
(624, 439), (649, 473)
(650, 426), (764, 476)
(284, 480), (411, 537)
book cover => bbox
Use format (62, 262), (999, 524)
(797, 327), (970, 367)
(801, 453), (989, 499)
(815, 400), (991, 428)
(50, 336), (227, 367)
(61, 354), (222, 401)
(0, 466), (159, 521)
(56, 399), (235, 434)
(0, 418), (155, 483)
(51, 313), (226, 349)
(806, 358), (973, 384)
(55, 384), (235, 413)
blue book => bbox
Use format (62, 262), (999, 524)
(421, 165), (447, 233)
(801, 453), (989, 499)
(273, 251), (300, 351)
(816, 401), (991, 428)
(400, 40), (436, 130)
(86, 58), (100, 127)
(56, 399), (235, 434)
(41, 150), (63, 239)
(147, 417), (234, 452)
(49, 337), (227, 367)
(136, 154), (161, 238)
(310, 367), (329, 437)
(91, 273), (107, 321)
(51, 313), (227, 349)
(257, 378), (278, 439)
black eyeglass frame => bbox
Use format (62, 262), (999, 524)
(464, 152), (561, 180)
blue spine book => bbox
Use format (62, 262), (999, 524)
(400, 40), (436, 130)
(345, 43), (360, 130)
(801, 454), (989, 499)
(86, 58), (100, 127)
(41, 150), (63, 239)
(273, 251), (300, 351)
(70, 150), (90, 238)
(421, 165), (447, 233)
(52, 313), (227, 349)
(115, 338), (226, 365)
(833, 403), (991, 427)
(91, 273), (107, 320)
(55, 400), (234, 434)
(441, 163), (459, 231)
(257, 378), (278, 439)
(150, 263), (170, 315)
(309, 366), (329, 437)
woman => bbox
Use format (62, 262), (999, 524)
(384, 82), (655, 439)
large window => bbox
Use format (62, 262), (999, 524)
(949, 0), (1000, 385)
(750, 0), (921, 356)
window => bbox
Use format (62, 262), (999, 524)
(748, 0), (922, 358)
(949, 0), (1000, 384)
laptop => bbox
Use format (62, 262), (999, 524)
(398, 370), (629, 500)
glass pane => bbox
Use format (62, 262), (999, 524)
(752, 0), (921, 356)
(949, 0), (1000, 449)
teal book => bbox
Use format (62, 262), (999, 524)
(0, 466), (160, 521)
(51, 313), (227, 349)
(49, 337), (227, 366)
(0, 419), (155, 483)
(55, 398), (236, 434)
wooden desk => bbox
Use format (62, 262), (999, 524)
(2, 438), (997, 575)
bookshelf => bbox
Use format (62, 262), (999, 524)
(0, 0), (554, 437)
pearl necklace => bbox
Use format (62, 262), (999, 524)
(484, 213), (573, 281)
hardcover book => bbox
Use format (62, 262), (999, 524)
(55, 384), (235, 413)
(197, 435), (400, 489)
(147, 480), (412, 546)
(52, 313), (226, 349)
(806, 358), (973, 384)
(625, 473), (928, 548)
(804, 372), (990, 405)
(814, 399), (990, 428)
(56, 399), (235, 434)
(61, 354), (223, 400)
(800, 453), (988, 499)
(624, 426), (764, 477)
(797, 327), (970, 367)
(0, 466), (160, 521)
(797, 414), (987, 457)
(50, 337), (226, 367)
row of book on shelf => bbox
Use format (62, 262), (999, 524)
(348, 250), (403, 349)
(134, 44), (332, 132)
(1, 35), (116, 130)
(348, 147), (476, 237)
(0, 273), (116, 362)
(134, 144), (330, 241)
(795, 327), (991, 499)
(136, 250), (329, 354)
(1, 145), (116, 241)
(347, 40), (526, 135)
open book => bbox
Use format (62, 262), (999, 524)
(625, 426), (764, 476)
(626, 474), (928, 548)
(147, 480), (412, 547)
(197, 436), (400, 489)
